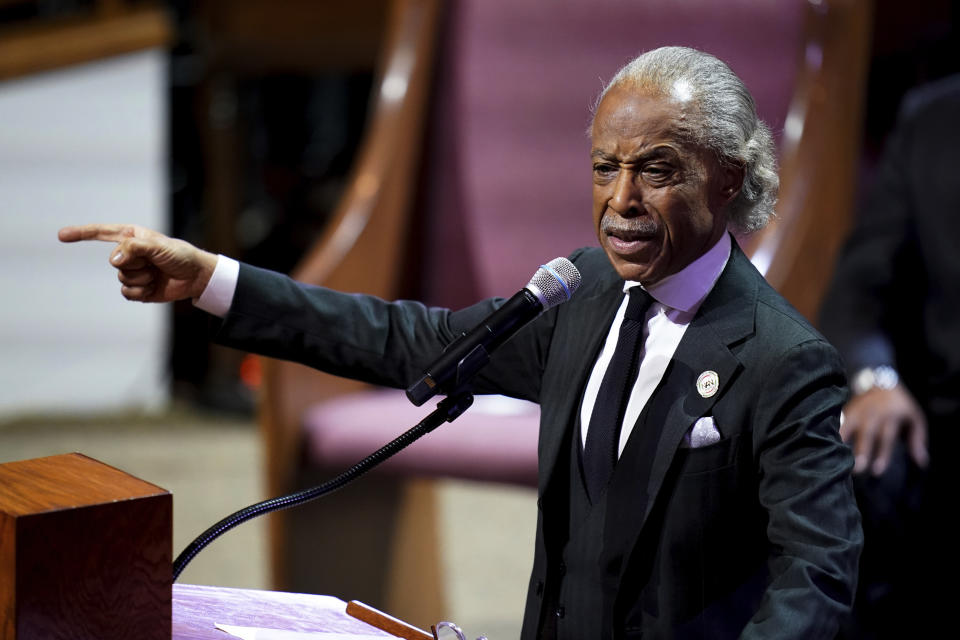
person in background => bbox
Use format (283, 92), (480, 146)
(819, 74), (960, 639)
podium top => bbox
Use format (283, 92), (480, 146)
(173, 584), (398, 639)
(0, 452), (169, 517)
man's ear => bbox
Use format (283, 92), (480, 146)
(714, 160), (745, 209)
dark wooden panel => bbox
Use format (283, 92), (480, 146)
(0, 6), (172, 82)
(198, 0), (390, 74)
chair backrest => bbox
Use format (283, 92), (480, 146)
(269, 0), (870, 496)
(415, 0), (806, 309)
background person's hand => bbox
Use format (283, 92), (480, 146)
(840, 384), (929, 476)
(58, 223), (218, 303)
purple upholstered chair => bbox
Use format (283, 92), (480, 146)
(259, 0), (871, 626)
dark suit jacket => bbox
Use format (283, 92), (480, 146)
(213, 240), (861, 639)
(820, 75), (960, 423)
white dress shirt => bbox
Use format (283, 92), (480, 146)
(194, 255), (239, 318)
(579, 233), (731, 456)
(195, 234), (732, 459)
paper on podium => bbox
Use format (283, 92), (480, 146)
(215, 623), (392, 640)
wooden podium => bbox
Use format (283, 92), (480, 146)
(0, 453), (172, 639)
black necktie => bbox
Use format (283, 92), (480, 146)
(583, 287), (654, 503)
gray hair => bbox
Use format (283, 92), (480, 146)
(593, 46), (778, 233)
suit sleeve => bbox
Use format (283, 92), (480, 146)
(818, 109), (919, 376)
(742, 338), (862, 639)
(208, 262), (554, 402)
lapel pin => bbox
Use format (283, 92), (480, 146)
(696, 370), (719, 398)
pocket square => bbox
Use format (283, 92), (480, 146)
(684, 416), (721, 448)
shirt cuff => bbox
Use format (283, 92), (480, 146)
(193, 255), (239, 318)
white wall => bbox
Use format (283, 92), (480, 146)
(0, 50), (169, 417)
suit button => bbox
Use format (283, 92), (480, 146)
(556, 606), (565, 619)
(558, 561), (566, 576)
(535, 580), (544, 597)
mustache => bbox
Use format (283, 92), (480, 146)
(600, 214), (659, 238)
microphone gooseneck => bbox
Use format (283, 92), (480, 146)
(172, 393), (475, 581)
(406, 257), (581, 406)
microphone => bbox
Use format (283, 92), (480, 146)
(406, 257), (582, 406)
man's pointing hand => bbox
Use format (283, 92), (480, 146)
(58, 223), (217, 303)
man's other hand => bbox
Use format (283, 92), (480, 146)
(58, 223), (218, 303)
(841, 385), (929, 476)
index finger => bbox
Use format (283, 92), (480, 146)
(58, 223), (136, 243)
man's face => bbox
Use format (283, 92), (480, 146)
(590, 85), (740, 284)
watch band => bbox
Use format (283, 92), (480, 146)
(851, 365), (900, 395)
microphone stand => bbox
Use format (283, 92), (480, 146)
(172, 390), (475, 581)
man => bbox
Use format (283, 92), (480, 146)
(61, 47), (860, 639)
(819, 75), (960, 639)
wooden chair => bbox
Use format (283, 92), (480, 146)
(257, 0), (872, 627)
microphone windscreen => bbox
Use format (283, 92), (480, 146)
(527, 257), (581, 310)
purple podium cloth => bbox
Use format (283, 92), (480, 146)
(172, 583), (396, 639)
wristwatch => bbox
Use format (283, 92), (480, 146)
(850, 365), (900, 395)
